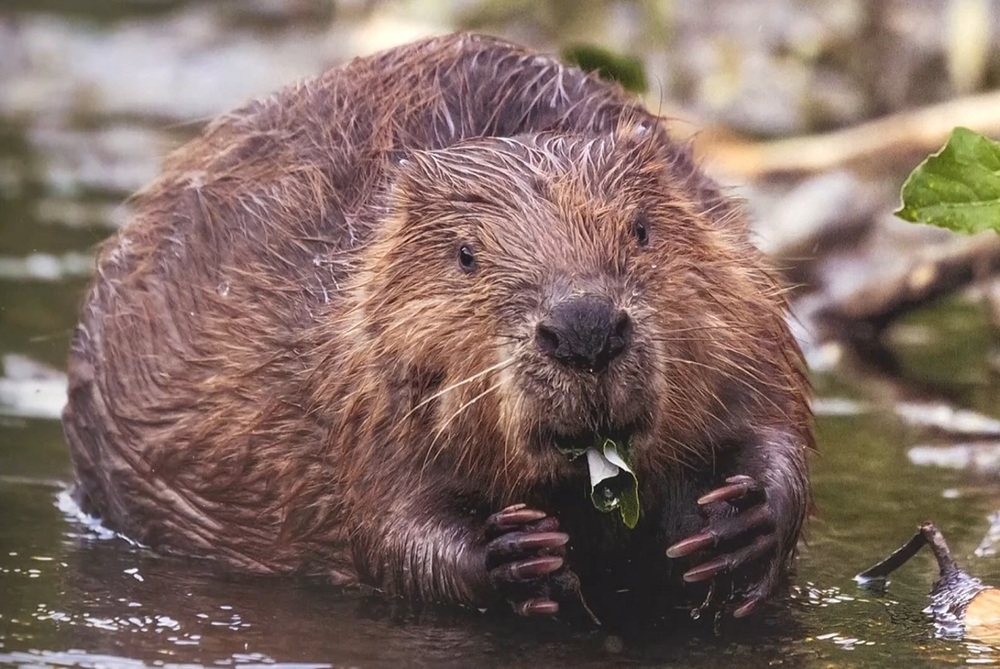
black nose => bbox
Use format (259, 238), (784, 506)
(535, 296), (632, 372)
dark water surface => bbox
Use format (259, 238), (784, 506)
(4, 2), (1000, 667)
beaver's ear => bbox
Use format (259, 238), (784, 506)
(611, 117), (672, 173)
(386, 151), (453, 215)
(384, 159), (429, 230)
(615, 116), (745, 232)
(387, 150), (493, 218)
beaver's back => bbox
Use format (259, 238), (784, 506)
(62, 34), (682, 573)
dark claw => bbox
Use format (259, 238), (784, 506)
(483, 504), (584, 619)
(490, 555), (564, 585)
(697, 475), (762, 506)
(683, 556), (729, 583)
(513, 555), (562, 579)
(682, 533), (776, 582)
(730, 573), (777, 619)
(514, 598), (560, 616)
(667, 505), (773, 559)
(733, 597), (761, 618)
(486, 505), (549, 535)
(666, 531), (716, 558)
(666, 473), (789, 618)
(486, 531), (569, 566)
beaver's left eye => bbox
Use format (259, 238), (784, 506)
(632, 217), (649, 247)
(458, 244), (477, 272)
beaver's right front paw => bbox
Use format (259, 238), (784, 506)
(485, 503), (571, 616)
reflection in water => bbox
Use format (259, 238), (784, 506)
(1, 486), (814, 668)
(0, 470), (994, 667)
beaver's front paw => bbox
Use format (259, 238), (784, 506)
(665, 475), (781, 618)
(484, 503), (574, 617)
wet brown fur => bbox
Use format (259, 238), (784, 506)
(63, 34), (812, 612)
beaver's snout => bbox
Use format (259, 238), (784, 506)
(535, 295), (632, 373)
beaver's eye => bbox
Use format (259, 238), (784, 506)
(632, 217), (649, 247)
(458, 244), (477, 272)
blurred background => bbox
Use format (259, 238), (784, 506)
(5, 1), (1000, 667)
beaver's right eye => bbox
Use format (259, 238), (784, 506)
(458, 244), (477, 273)
(632, 216), (649, 247)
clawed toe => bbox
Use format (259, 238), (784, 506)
(486, 531), (569, 566)
(489, 555), (564, 586)
(514, 597), (560, 616)
(697, 475), (763, 506)
(486, 504), (549, 535)
(667, 504), (774, 559)
(666, 474), (788, 618)
(483, 504), (581, 619)
(681, 533), (776, 582)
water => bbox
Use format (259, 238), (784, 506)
(4, 2), (1000, 667)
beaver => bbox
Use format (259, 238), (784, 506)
(62, 33), (812, 621)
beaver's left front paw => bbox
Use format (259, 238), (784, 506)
(665, 474), (780, 618)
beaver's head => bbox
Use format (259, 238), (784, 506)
(347, 121), (792, 494)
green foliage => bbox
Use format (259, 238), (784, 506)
(561, 43), (647, 93)
(559, 437), (640, 529)
(896, 127), (1000, 234)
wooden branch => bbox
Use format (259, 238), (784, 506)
(687, 90), (1000, 179)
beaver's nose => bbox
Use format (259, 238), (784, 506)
(535, 296), (632, 373)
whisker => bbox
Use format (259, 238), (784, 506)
(402, 354), (517, 421)
(647, 336), (723, 344)
(422, 380), (505, 474)
(496, 396), (534, 497)
(657, 355), (719, 372)
(655, 323), (753, 335)
(705, 350), (791, 418)
(495, 333), (529, 342)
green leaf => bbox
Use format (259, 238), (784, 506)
(616, 477), (640, 530)
(557, 436), (641, 528)
(601, 440), (640, 529)
(582, 439), (641, 529)
(561, 44), (648, 93)
(585, 445), (621, 497)
(896, 127), (1000, 234)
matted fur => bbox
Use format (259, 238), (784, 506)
(63, 33), (812, 613)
